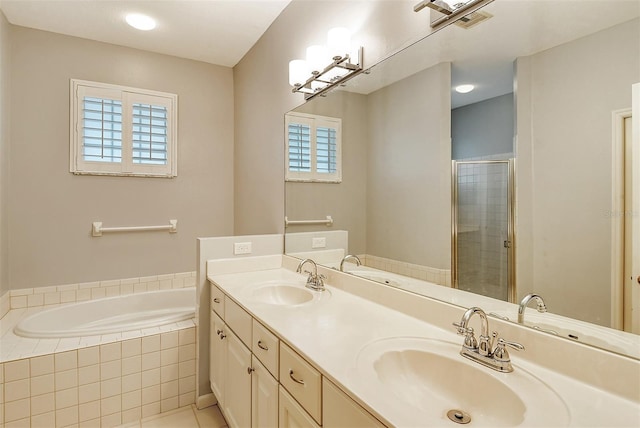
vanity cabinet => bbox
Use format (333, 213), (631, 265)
(252, 355), (279, 427)
(209, 280), (386, 428)
(223, 329), (252, 428)
(209, 310), (226, 407)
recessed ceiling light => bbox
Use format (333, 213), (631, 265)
(455, 84), (475, 94)
(126, 13), (156, 31)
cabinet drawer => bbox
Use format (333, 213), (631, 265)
(225, 298), (252, 347)
(210, 282), (225, 317)
(252, 319), (279, 379)
(279, 343), (322, 425)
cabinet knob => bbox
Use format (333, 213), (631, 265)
(247, 367), (255, 375)
(219, 333), (226, 340)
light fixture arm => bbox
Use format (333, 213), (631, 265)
(292, 46), (363, 100)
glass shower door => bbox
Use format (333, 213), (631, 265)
(452, 160), (515, 302)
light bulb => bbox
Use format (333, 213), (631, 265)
(327, 27), (351, 60)
(125, 13), (156, 31)
(455, 84), (475, 94)
(289, 60), (309, 87)
(306, 45), (329, 74)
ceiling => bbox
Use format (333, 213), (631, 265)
(345, 0), (640, 108)
(0, 0), (292, 67)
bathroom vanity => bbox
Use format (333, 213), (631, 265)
(206, 254), (640, 427)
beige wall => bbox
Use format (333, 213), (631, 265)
(285, 91), (368, 255)
(366, 63), (451, 269)
(516, 19), (640, 326)
(233, 0), (437, 236)
(6, 26), (234, 289)
(0, 11), (10, 295)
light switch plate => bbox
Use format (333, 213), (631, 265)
(312, 237), (326, 249)
(234, 242), (252, 255)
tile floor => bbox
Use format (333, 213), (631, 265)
(119, 404), (227, 428)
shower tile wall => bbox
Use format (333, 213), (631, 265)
(456, 155), (511, 301)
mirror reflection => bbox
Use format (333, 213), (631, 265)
(285, 0), (640, 358)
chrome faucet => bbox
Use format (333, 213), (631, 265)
(296, 259), (326, 291)
(453, 306), (524, 373)
(339, 254), (361, 272)
(518, 293), (547, 324)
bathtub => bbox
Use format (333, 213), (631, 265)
(13, 288), (195, 338)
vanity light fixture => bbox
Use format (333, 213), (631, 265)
(125, 13), (157, 31)
(414, 0), (495, 31)
(289, 27), (364, 100)
(455, 84), (475, 93)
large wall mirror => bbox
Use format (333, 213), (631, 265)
(285, 0), (640, 359)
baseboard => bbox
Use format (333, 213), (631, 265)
(196, 393), (218, 409)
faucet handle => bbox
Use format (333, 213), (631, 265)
(493, 338), (525, 362)
(452, 321), (469, 335)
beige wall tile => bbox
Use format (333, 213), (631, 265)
(122, 356), (141, 376)
(78, 365), (100, 386)
(5, 378), (30, 402)
(30, 354), (54, 377)
(160, 332), (178, 350)
(122, 339), (141, 358)
(78, 347), (99, 368)
(55, 351), (78, 372)
(100, 378), (121, 399)
(31, 373), (54, 396)
(141, 369), (160, 388)
(55, 387), (78, 409)
(78, 383), (100, 404)
(5, 359), (29, 382)
(55, 369), (78, 390)
(141, 336), (160, 354)
(31, 392), (55, 416)
(31, 411), (56, 427)
(100, 343), (121, 363)
(78, 400), (100, 423)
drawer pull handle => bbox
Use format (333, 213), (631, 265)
(289, 369), (305, 385)
(247, 367), (255, 375)
(257, 340), (269, 351)
(213, 298), (221, 303)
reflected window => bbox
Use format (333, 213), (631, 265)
(285, 112), (341, 183)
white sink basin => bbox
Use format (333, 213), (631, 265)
(353, 337), (570, 427)
(250, 281), (330, 306)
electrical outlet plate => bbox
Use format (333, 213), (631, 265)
(312, 237), (327, 249)
(234, 242), (252, 255)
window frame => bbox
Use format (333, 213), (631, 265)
(70, 79), (178, 178)
(285, 112), (342, 183)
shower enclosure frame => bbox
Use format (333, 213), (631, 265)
(451, 159), (516, 303)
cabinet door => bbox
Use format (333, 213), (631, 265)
(224, 330), (252, 428)
(323, 378), (386, 427)
(279, 386), (320, 428)
(210, 310), (226, 407)
(251, 356), (278, 428)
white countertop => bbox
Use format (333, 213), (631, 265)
(208, 263), (640, 427)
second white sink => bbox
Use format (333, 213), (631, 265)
(250, 281), (331, 306)
(352, 337), (570, 427)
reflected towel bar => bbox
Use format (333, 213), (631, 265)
(284, 216), (333, 227)
(92, 220), (177, 237)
